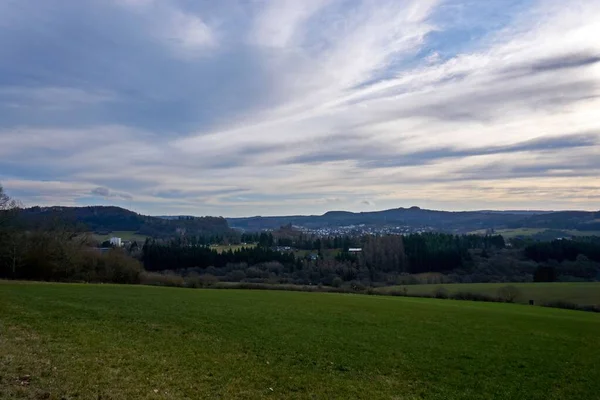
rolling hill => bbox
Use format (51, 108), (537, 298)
(1, 282), (599, 399)
(13, 206), (233, 238)
(8, 205), (600, 238)
(227, 207), (600, 233)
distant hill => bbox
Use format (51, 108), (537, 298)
(156, 215), (196, 220)
(227, 207), (600, 233)
(506, 211), (600, 231)
(15, 206), (232, 238)
(14, 205), (597, 237)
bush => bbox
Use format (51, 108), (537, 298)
(199, 274), (219, 288)
(450, 292), (497, 302)
(226, 269), (247, 282)
(331, 277), (343, 288)
(434, 287), (449, 299)
(184, 272), (202, 288)
(140, 272), (185, 287)
(101, 249), (143, 284)
(497, 285), (521, 303)
(541, 301), (600, 313)
(349, 281), (366, 292)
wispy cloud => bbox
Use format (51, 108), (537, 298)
(0, 0), (599, 216)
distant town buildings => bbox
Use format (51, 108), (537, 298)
(109, 237), (122, 247)
(293, 225), (432, 237)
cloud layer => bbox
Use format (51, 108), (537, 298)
(1, 0), (599, 216)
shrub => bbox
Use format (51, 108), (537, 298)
(434, 287), (449, 299)
(199, 274), (219, 288)
(349, 281), (366, 292)
(497, 285), (521, 303)
(386, 289), (407, 297)
(450, 292), (497, 302)
(140, 272), (185, 287)
(184, 272), (202, 288)
(542, 301), (600, 313)
(225, 269), (247, 282)
(102, 249), (143, 284)
(331, 277), (343, 288)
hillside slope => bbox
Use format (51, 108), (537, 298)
(227, 207), (600, 232)
(1, 282), (598, 399)
(15, 206), (232, 238)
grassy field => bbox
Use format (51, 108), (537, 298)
(92, 231), (149, 243)
(293, 248), (342, 259)
(469, 228), (600, 238)
(210, 243), (257, 253)
(493, 228), (547, 238)
(1, 282), (599, 399)
(378, 282), (600, 306)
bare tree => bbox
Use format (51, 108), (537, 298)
(497, 285), (522, 303)
(0, 184), (23, 277)
(0, 184), (19, 210)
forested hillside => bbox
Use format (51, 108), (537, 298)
(227, 207), (600, 232)
(14, 206), (233, 238)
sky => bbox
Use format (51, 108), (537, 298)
(0, 0), (599, 217)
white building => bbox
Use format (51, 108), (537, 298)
(109, 237), (122, 247)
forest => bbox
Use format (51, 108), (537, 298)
(139, 232), (600, 286)
(14, 205), (233, 238)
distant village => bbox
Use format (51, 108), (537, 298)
(287, 224), (433, 236)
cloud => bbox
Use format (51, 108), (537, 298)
(0, 0), (599, 216)
(91, 187), (133, 200)
(515, 52), (600, 74)
(250, 0), (333, 48)
(91, 187), (111, 197)
(116, 0), (217, 53)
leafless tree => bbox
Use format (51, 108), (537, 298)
(0, 184), (22, 277)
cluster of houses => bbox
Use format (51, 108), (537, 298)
(97, 237), (134, 253)
(268, 246), (363, 261)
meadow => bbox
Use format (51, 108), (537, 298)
(378, 282), (600, 306)
(92, 231), (149, 243)
(1, 282), (599, 399)
(210, 243), (257, 253)
(469, 228), (600, 239)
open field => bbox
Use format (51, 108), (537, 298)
(1, 282), (599, 399)
(468, 228), (548, 237)
(210, 243), (257, 253)
(378, 282), (600, 306)
(293, 248), (342, 259)
(469, 228), (600, 238)
(494, 228), (547, 238)
(557, 229), (600, 237)
(92, 231), (149, 243)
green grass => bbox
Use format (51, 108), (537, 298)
(379, 282), (600, 306)
(1, 282), (599, 399)
(293, 248), (342, 260)
(494, 228), (547, 238)
(210, 243), (257, 253)
(92, 231), (149, 243)
(563, 230), (600, 237)
(470, 228), (600, 238)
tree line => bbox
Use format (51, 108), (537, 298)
(0, 185), (142, 283)
(524, 238), (600, 263)
(140, 232), (507, 283)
